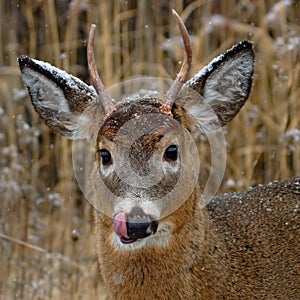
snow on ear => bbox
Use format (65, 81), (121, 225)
(18, 55), (103, 139)
(176, 41), (254, 132)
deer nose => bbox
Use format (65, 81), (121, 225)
(127, 217), (158, 239)
(113, 207), (158, 242)
(127, 207), (158, 239)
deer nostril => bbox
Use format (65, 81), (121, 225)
(147, 220), (158, 235)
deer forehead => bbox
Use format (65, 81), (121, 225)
(96, 99), (186, 152)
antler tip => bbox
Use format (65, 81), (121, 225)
(171, 9), (178, 17)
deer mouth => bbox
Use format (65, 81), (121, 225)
(113, 211), (158, 244)
(120, 236), (138, 244)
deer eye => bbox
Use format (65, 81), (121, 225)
(100, 149), (112, 165)
(164, 145), (178, 162)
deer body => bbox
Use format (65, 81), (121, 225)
(18, 11), (299, 299)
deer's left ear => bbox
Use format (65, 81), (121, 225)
(18, 55), (103, 139)
(176, 41), (254, 133)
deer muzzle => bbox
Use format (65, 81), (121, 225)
(113, 207), (158, 244)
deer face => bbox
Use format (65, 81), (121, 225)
(18, 10), (254, 250)
(91, 99), (200, 247)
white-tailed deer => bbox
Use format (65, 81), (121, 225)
(18, 10), (299, 300)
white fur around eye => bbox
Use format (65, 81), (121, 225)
(163, 164), (180, 176)
(162, 155), (180, 174)
(99, 159), (114, 178)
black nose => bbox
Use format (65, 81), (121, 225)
(126, 207), (158, 239)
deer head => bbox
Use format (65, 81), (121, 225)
(18, 10), (254, 248)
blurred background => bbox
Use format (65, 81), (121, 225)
(0, 0), (299, 299)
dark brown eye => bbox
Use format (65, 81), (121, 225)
(100, 149), (112, 165)
(164, 145), (178, 162)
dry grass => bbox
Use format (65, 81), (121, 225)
(0, 0), (299, 299)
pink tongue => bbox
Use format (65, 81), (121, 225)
(113, 212), (129, 239)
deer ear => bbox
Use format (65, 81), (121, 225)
(176, 41), (254, 133)
(18, 55), (103, 139)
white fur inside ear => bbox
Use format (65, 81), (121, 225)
(203, 50), (253, 106)
(22, 67), (71, 113)
(187, 102), (221, 132)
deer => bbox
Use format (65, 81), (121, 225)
(18, 9), (299, 300)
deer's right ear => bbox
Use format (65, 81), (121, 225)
(18, 55), (103, 140)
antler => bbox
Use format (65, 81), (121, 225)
(160, 9), (192, 115)
(87, 24), (116, 116)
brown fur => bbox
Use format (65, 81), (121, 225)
(94, 178), (300, 299)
